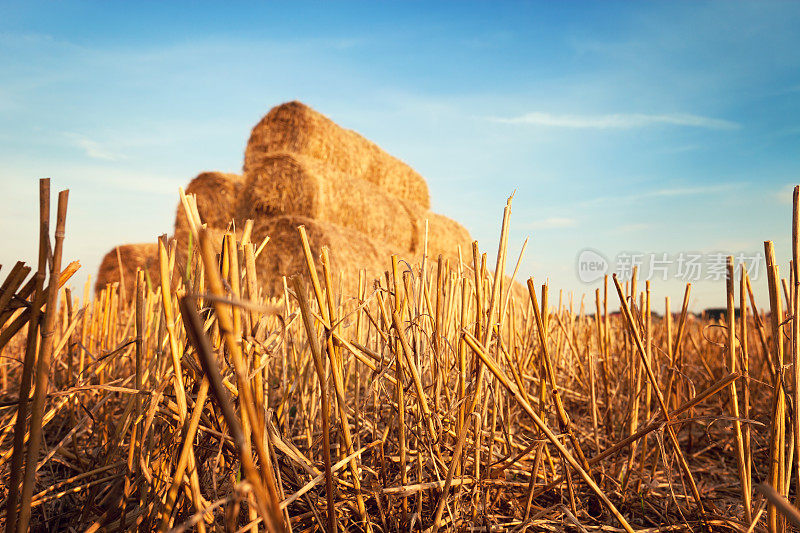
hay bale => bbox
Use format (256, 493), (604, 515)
(244, 101), (430, 209)
(240, 152), (420, 252)
(419, 211), (472, 265)
(174, 171), (243, 239)
(94, 243), (158, 296)
(250, 215), (405, 297)
(240, 152), (471, 256)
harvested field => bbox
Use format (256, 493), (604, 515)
(244, 101), (431, 209)
(1, 180), (797, 532)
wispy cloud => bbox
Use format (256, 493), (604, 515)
(81, 169), (180, 195)
(775, 183), (796, 204)
(641, 185), (733, 198)
(490, 112), (740, 130)
(579, 183), (740, 208)
(530, 217), (578, 229)
(65, 133), (125, 161)
(615, 223), (650, 233)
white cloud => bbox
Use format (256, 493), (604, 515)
(65, 133), (126, 161)
(530, 217), (578, 229)
(775, 183), (796, 204)
(579, 183), (739, 208)
(615, 223), (650, 233)
(491, 112), (740, 130)
(642, 185), (733, 198)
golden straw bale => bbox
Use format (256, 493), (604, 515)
(248, 212), (472, 298)
(240, 152), (472, 257)
(94, 243), (158, 296)
(250, 215), (405, 297)
(240, 152), (420, 252)
(418, 211), (473, 264)
(243, 101), (430, 209)
(174, 171), (243, 238)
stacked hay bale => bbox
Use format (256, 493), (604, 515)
(98, 101), (472, 296)
(238, 152), (421, 252)
(244, 101), (431, 209)
(239, 101), (472, 293)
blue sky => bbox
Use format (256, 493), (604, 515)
(1, 1), (798, 310)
